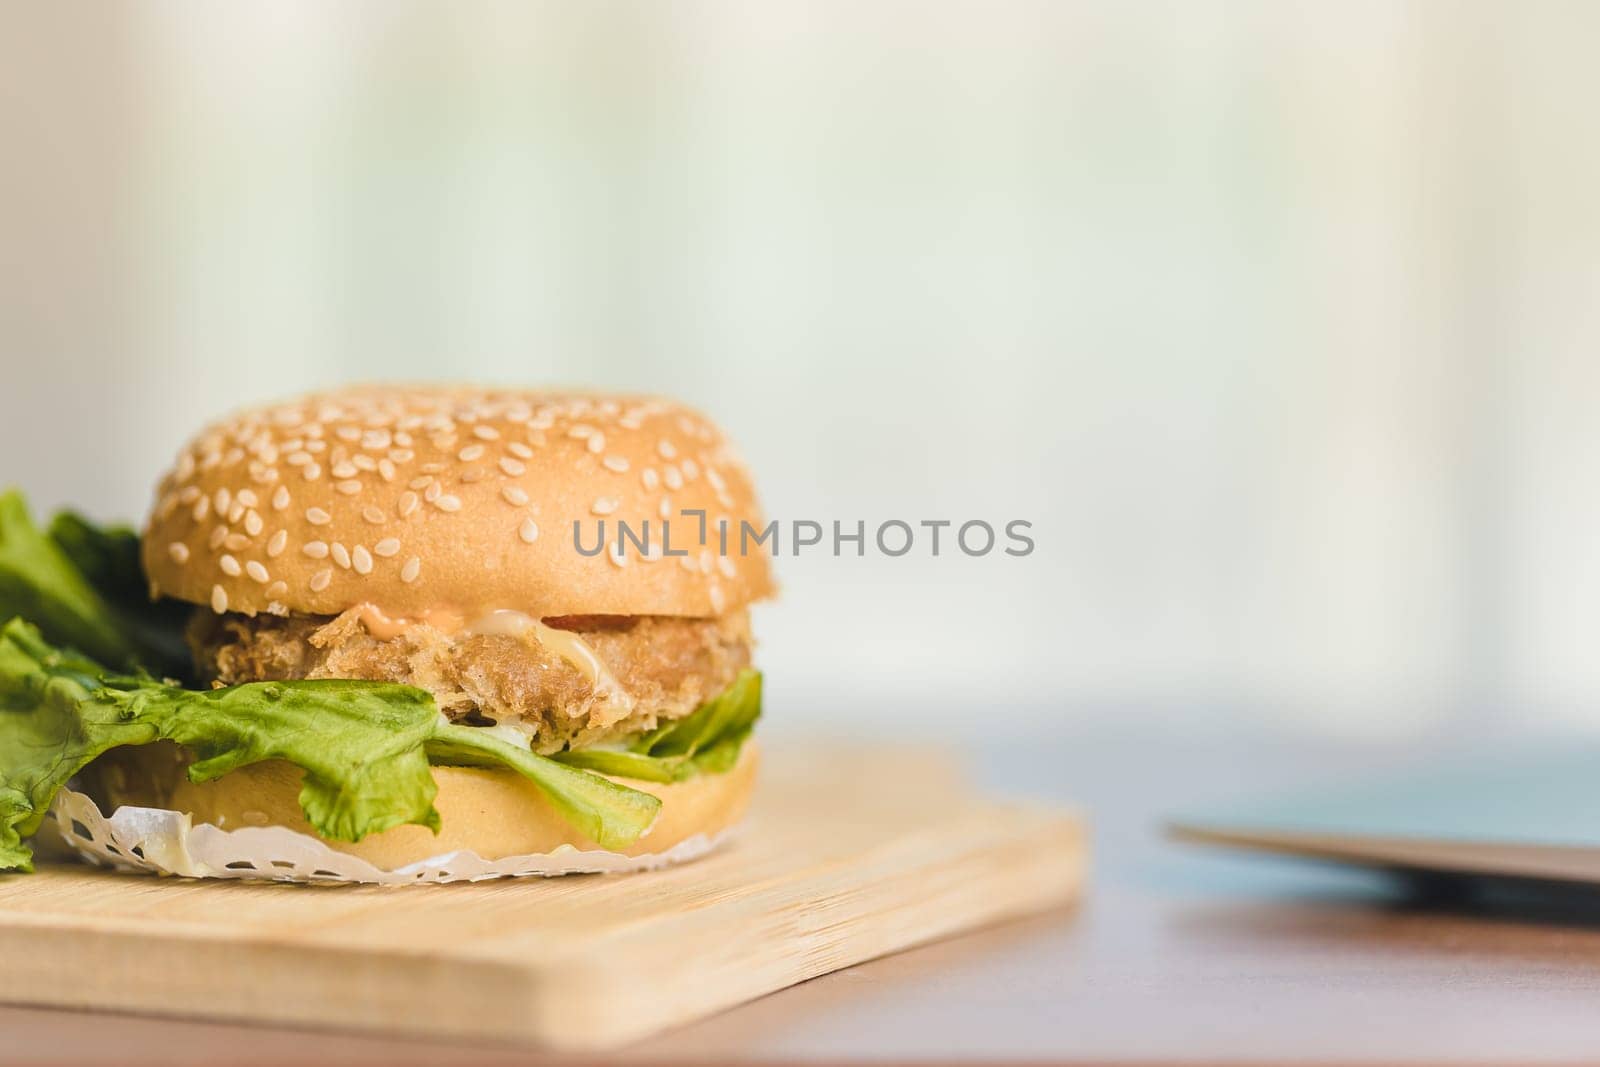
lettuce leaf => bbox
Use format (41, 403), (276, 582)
(0, 491), (139, 671)
(0, 491), (187, 678)
(551, 669), (762, 783)
(46, 510), (192, 678)
(0, 490), (760, 872)
(0, 618), (663, 872)
(427, 723), (665, 852)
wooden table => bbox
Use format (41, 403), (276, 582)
(10, 727), (1600, 1063)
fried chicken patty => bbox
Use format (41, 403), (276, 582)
(187, 608), (753, 754)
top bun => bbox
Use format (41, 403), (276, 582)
(142, 386), (774, 619)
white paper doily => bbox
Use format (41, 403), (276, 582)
(43, 787), (726, 885)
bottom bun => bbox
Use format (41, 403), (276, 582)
(88, 740), (758, 869)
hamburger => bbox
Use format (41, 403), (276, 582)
(0, 386), (773, 875)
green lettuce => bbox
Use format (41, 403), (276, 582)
(0, 618), (663, 871)
(47, 510), (192, 678)
(551, 669), (762, 783)
(0, 487), (757, 873)
(0, 491), (187, 678)
(428, 723), (666, 857)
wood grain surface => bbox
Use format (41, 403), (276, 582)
(0, 747), (1084, 1052)
(12, 733), (1600, 1064)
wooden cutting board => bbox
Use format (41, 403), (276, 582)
(0, 746), (1084, 1051)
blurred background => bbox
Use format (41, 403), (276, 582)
(4, 1), (1600, 745)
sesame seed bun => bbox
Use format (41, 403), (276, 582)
(141, 386), (775, 620)
(91, 740), (760, 867)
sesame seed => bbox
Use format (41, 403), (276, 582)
(389, 448), (415, 463)
(303, 541), (329, 559)
(501, 486), (529, 506)
(333, 463), (360, 481)
(424, 482), (443, 503)
(286, 451), (312, 466)
(192, 496), (210, 522)
(309, 568), (332, 592)
(718, 555), (737, 578)
(215, 488), (232, 515)
(303, 462), (322, 481)
(267, 530), (288, 557)
(699, 549), (714, 574)
(681, 458), (699, 479)
(592, 496), (620, 516)
(335, 479), (362, 495)
(603, 455), (630, 473)
(421, 462), (446, 473)
(458, 444), (485, 462)
(433, 494), (462, 513)
(569, 424), (594, 439)
(336, 426), (360, 442)
(609, 546), (628, 568)
(246, 560), (270, 584)
(460, 467), (486, 484)
(507, 441), (533, 459)
(352, 454), (377, 472)
(398, 492), (420, 518)
(498, 457), (526, 476)
(331, 543), (351, 569)
(211, 585), (228, 613)
(227, 502), (246, 525)
(401, 557), (421, 583)
(409, 476), (433, 490)
(306, 508), (332, 526)
(473, 425), (500, 441)
(706, 467), (726, 491)
(244, 509), (264, 536)
(208, 525), (229, 550)
(225, 533), (250, 552)
(168, 542), (190, 564)
(377, 458), (396, 481)
(236, 489), (259, 508)
(709, 583), (727, 613)
(660, 496), (672, 519)
(362, 506), (386, 524)
(641, 468), (660, 490)
(373, 538), (401, 557)
(267, 581), (287, 600)
(658, 440), (677, 460)
(272, 485), (291, 511)
(220, 554), (242, 577)
(587, 433), (606, 454)
(678, 554), (697, 572)
(352, 545), (373, 575)
(519, 519), (539, 543)
(663, 465), (683, 490)
(179, 486), (201, 504)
